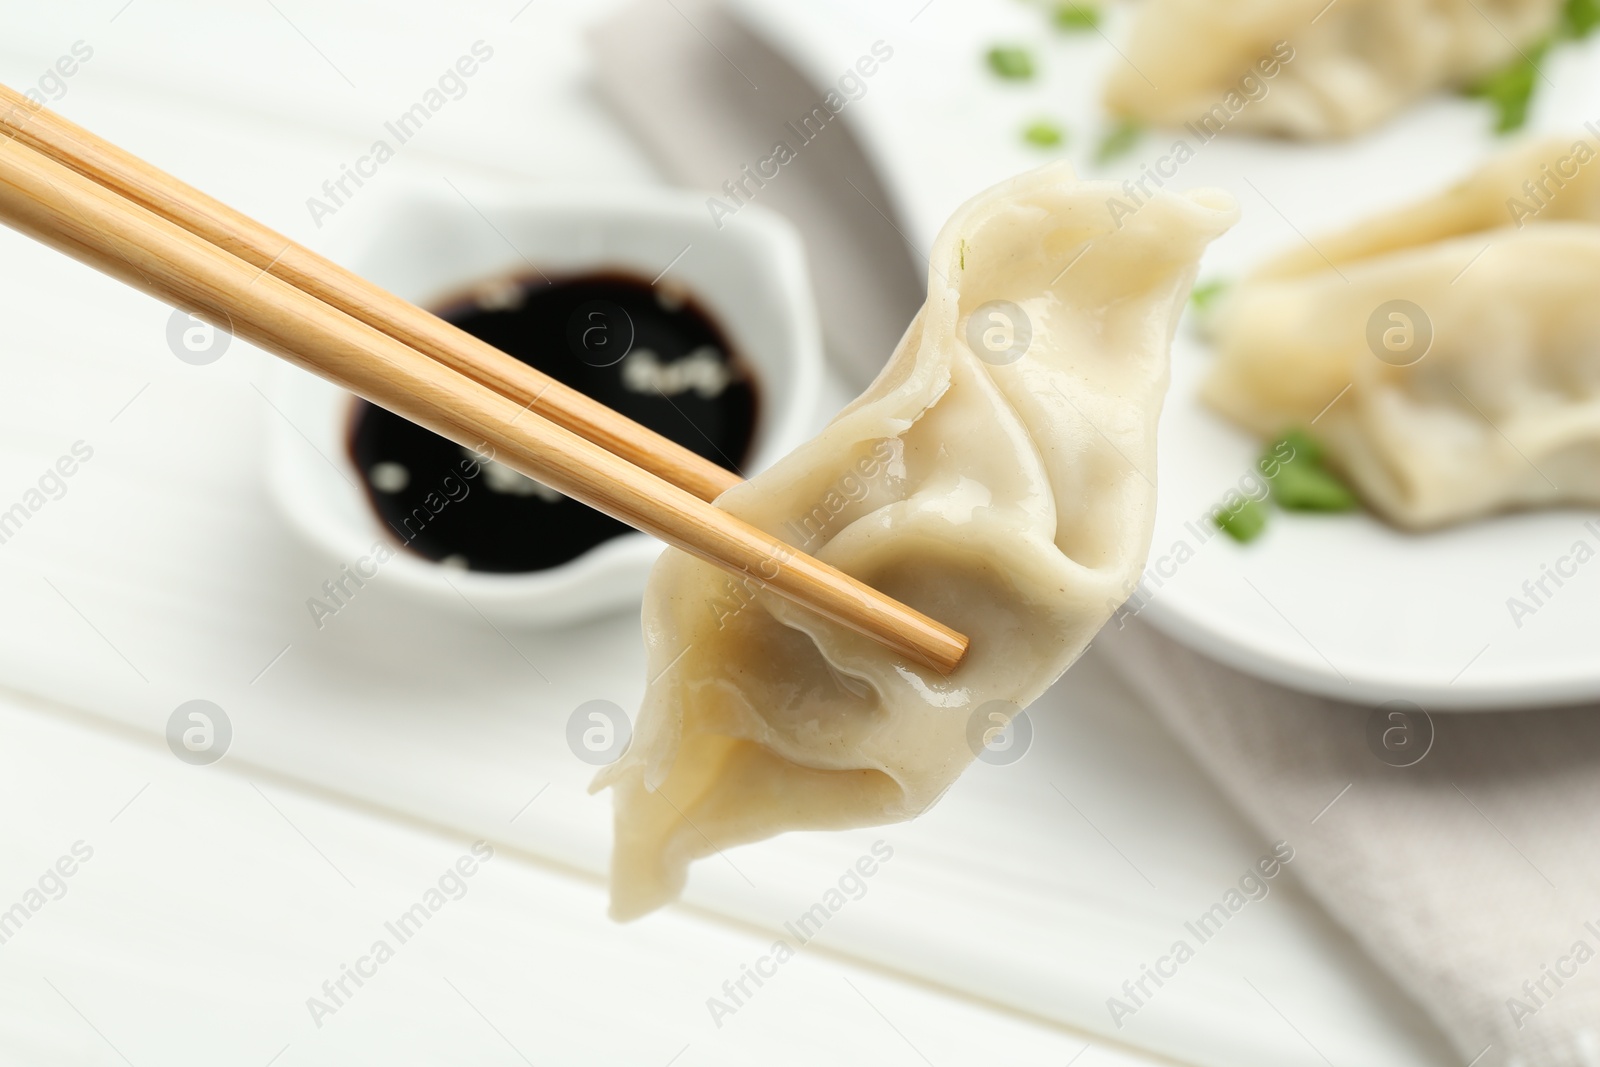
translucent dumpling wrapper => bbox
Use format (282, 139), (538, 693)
(592, 162), (1237, 920)
(1105, 0), (1563, 139)
(1205, 135), (1600, 529)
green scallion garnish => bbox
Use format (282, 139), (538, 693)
(1215, 497), (1269, 543)
(1190, 279), (1231, 311)
(1023, 119), (1067, 148)
(1562, 0), (1600, 38)
(1053, 2), (1101, 31)
(1265, 429), (1358, 512)
(986, 46), (1036, 81)
(1465, 42), (1548, 134)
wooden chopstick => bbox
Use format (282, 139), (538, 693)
(0, 84), (741, 504)
(0, 131), (969, 674)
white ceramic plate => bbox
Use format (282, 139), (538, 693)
(729, 0), (1600, 709)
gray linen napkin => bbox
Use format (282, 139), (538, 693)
(1097, 619), (1600, 1067)
(590, 5), (1600, 1063)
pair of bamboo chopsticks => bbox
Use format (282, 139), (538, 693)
(0, 85), (968, 674)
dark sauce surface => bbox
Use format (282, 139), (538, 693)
(350, 272), (758, 573)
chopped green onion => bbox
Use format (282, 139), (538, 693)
(986, 46), (1036, 81)
(1215, 497), (1269, 543)
(1190, 279), (1230, 311)
(1023, 119), (1067, 148)
(1460, 2), (1596, 133)
(1053, 2), (1101, 31)
(1271, 462), (1358, 511)
(1264, 429), (1358, 512)
(1095, 119), (1143, 163)
(1275, 427), (1326, 467)
(1465, 42), (1548, 134)
(1563, 0), (1600, 38)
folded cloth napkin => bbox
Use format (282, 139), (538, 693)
(1097, 620), (1600, 1067)
(591, 5), (1600, 1064)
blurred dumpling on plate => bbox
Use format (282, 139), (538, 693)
(1205, 135), (1600, 529)
(1106, 0), (1563, 139)
(594, 163), (1236, 919)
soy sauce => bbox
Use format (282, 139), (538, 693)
(349, 272), (758, 572)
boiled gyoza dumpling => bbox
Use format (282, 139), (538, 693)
(592, 163), (1236, 919)
(1205, 135), (1600, 529)
(1106, 0), (1563, 139)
